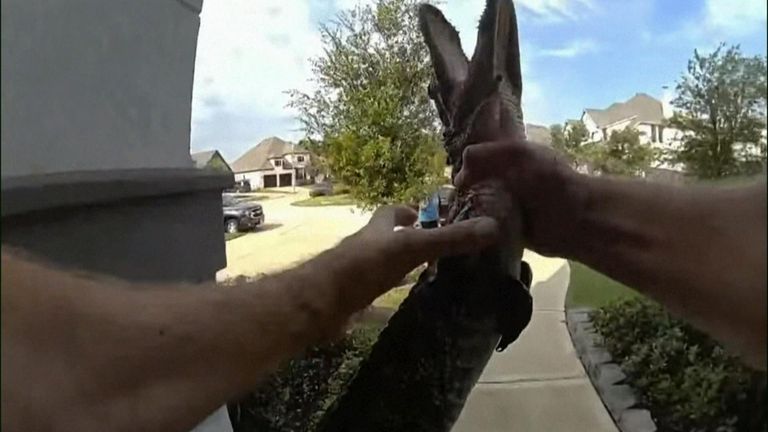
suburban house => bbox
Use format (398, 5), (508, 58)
(191, 149), (232, 173)
(231, 136), (313, 189)
(579, 93), (684, 173)
(525, 123), (553, 146)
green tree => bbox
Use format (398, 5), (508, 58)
(583, 128), (657, 176)
(668, 44), (767, 179)
(550, 120), (588, 165)
(288, 0), (444, 207)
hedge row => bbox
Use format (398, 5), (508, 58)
(228, 324), (380, 432)
(592, 298), (766, 432)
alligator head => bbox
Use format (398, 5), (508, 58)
(419, 0), (527, 278)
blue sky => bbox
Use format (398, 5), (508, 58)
(191, 0), (767, 162)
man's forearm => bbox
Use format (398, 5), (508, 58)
(117, 241), (377, 431)
(1, 243), (368, 432)
(3, 204), (493, 432)
(563, 176), (767, 367)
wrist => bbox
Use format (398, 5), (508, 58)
(524, 169), (591, 260)
(558, 173), (593, 260)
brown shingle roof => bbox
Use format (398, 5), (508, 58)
(584, 93), (665, 128)
(231, 137), (308, 173)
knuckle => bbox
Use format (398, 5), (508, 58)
(462, 145), (478, 164)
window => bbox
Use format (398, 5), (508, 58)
(297, 155), (305, 163)
(273, 159), (282, 167)
(658, 126), (664, 142)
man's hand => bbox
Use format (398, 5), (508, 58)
(455, 138), (767, 369)
(455, 140), (585, 257)
(334, 205), (499, 310)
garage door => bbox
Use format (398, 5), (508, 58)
(279, 174), (293, 186)
(263, 175), (277, 188)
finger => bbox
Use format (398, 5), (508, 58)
(455, 142), (508, 188)
(391, 205), (418, 227)
(456, 140), (537, 188)
(398, 216), (500, 262)
(371, 205), (417, 229)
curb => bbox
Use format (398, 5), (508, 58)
(566, 307), (658, 432)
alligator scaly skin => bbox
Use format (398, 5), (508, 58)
(316, 193), (533, 432)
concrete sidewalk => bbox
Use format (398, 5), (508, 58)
(453, 252), (618, 432)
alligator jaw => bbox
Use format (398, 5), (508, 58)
(421, 0), (526, 279)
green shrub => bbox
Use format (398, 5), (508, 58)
(228, 325), (381, 432)
(592, 298), (766, 432)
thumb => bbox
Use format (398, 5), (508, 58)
(401, 217), (500, 262)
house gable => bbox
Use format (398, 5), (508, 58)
(191, 150), (232, 173)
(206, 152), (232, 173)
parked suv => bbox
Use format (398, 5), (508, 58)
(224, 180), (252, 194)
(222, 194), (264, 233)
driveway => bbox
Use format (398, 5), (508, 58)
(217, 189), (372, 281)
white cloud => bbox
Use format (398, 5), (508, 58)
(538, 39), (599, 58)
(434, 0), (595, 52)
(659, 0), (768, 49)
(335, 0), (595, 26)
(517, 0), (596, 21)
(191, 0), (320, 156)
(704, 0), (767, 37)
(191, 0), (579, 158)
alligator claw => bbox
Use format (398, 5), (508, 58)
(495, 261), (533, 352)
(520, 260), (533, 289)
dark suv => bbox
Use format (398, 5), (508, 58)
(224, 180), (252, 193)
(222, 194), (264, 233)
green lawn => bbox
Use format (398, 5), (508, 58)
(257, 188), (297, 195)
(373, 285), (411, 309)
(566, 261), (640, 309)
(372, 265), (425, 309)
(291, 194), (357, 207)
(235, 194), (271, 202)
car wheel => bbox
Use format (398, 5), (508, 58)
(225, 219), (239, 234)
